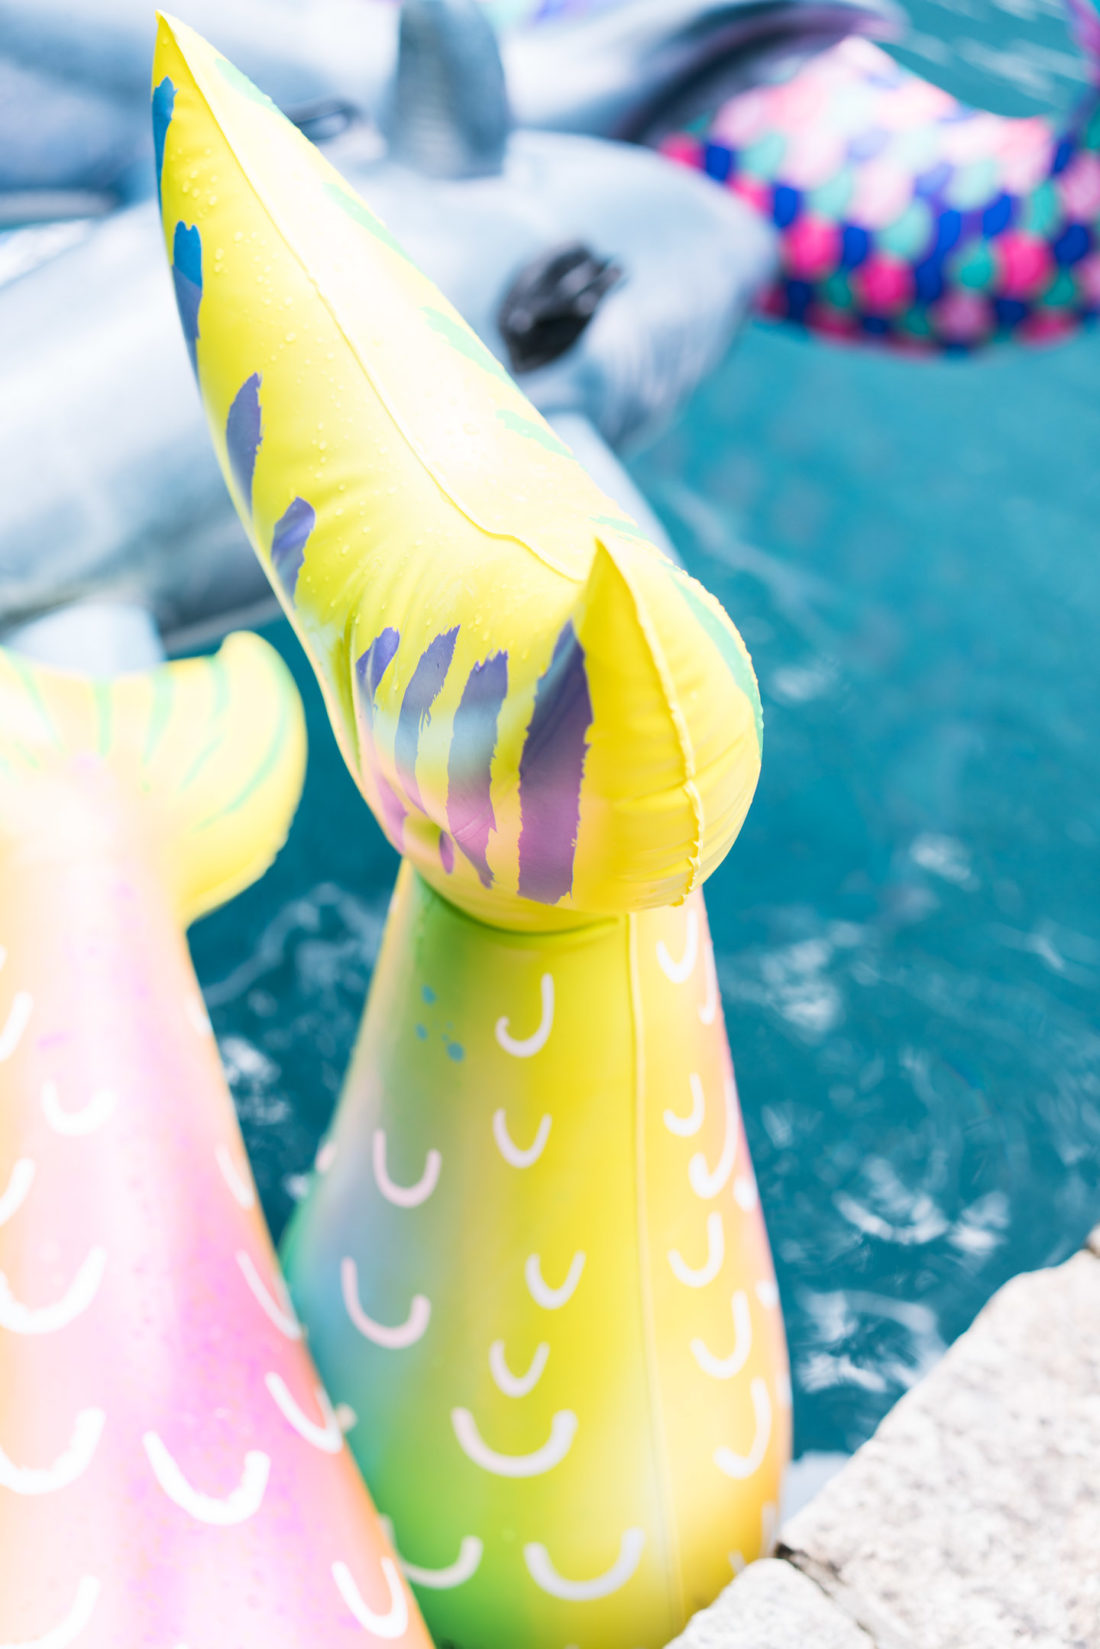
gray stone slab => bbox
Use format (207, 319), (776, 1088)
(665, 1560), (875, 1649)
(782, 1249), (1100, 1649)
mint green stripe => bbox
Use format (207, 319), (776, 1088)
(325, 181), (411, 261)
(8, 654), (60, 745)
(591, 513), (651, 543)
(674, 574), (763, 755)
(421, 307), (512, 381)
(181, 659), (232, 789)
(495, 408), (571, 456)
(143, 669), (175, 765)
(196, 672), (293, 830)
(179, 735), (222, 791)
(93, 681), (113, 757)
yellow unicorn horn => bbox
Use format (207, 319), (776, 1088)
(153, 10), (761, 929)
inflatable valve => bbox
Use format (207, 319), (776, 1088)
(0, 630), (432, 1646)
(155, 15), (790, 1647)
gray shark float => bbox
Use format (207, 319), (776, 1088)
(0, 0), (888, 659)
(0, 0), (893, 216)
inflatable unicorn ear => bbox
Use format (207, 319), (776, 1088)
(155, 13), (790, 1647)
(0, 620), (432, 1645)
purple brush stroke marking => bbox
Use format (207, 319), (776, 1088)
(171, 221), (201, 376)
(517, 622), (592, 905)
(152, 77), (175, 204)
(447, 652), (508, 887)
(270, 497), (315, 600)
(355, 627), (406, 847)
(226, 373), (263, 512)
(394, 628), (459, 812)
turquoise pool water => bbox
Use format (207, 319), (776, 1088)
(191, 0), (1100, 1458)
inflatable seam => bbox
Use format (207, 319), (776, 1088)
(627, 911), (684, 1627)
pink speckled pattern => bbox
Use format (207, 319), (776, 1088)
(661, 36), (1100, 349)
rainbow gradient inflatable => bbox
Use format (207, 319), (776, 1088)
(155, 14), (790, 1645)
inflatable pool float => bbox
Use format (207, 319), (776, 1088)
(10, 0), (1100, 352)
(155, 13), (790, 1646)
(0, 0), (775, 651)
(9, 0), (1100, 350)
(0, 0), (890, 211)
(661, 7), (1100, 349)
(0, 612), (431, 1645)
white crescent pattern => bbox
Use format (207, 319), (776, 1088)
(235, 1251), (302, 1339)
(264, 1372), (343, 1454)
(668, 1213), (724, 1289)
(663, 1074), (705, 1138)
(491, 1110), (551, 1169)
(524, 1528), (646, 1602)
(0, 1408), (105, 1495)
(341, 1257), (431, 1349)
(332, 1558), (409, 1638)
(524, 1251), (585, 1310)
(0, 991), (32, 1062)
(714, 1379), (773, 1480)
(689, 1074), (739, 1199)
(0, 1247), (106, 1335)
(489, 1339), (550, 1398)
(371, 1131), (442, 1208)
(691, 1291), (753, 1380)
(656, 910), (698, 984)
(756, 1278), (780, 1308)
(40, 1082), (116, 1138)
(0, 1158), (35, 1227)
(495, 973), (554, 1058)
(451, 1407), (577, 1478)
(734, 1175), (759, 1211)
(381, 1518), (485, 1590)
(0, 1576), (101, 1648)
(142, 1432), (270, 1525)
(215, 1144), (256, 1210)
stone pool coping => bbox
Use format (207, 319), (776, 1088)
(668, 1223), (1100, 1649)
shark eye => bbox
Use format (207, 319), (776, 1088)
(498, 242), (622, 374)
(286, 98), (360, 143)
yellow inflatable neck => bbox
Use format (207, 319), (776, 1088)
(154, 13), (762, 930)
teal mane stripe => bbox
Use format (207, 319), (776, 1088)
(94, 681), (113, 757)
(143, 670), (176, 767)
(195, 665), (293, 830)
(673, 574), (763, 754)
(9, 655), (61, 747)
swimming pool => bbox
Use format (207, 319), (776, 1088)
(189, 0), (1100, 1461)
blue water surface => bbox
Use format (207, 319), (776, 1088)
(190, 0), (1100, 1458)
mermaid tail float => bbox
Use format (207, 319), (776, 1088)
(0, 633), (431, 1645)
(156, 14), (789, 1646)
(662, 7), (1100, 349)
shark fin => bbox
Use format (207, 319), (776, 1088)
(382, 0), (511, 178)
